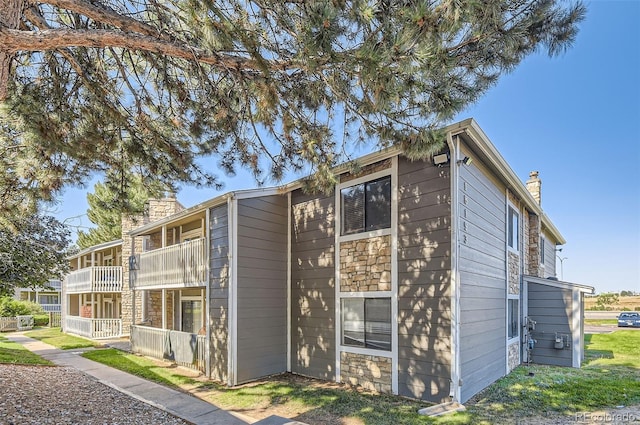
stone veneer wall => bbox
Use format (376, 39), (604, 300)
(340, 352), (392, 393)
(508, 251), (520, 295)
(508, 342), (519, 372)
(147, 290), (174, 329)
(339, 235), (391, 292)
(527, 213), (542, 277)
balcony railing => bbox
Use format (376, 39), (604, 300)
(64, 316), (122, 339)
(65, 266), (123, 293)
(134, 238), (207, 289)
(131, 325), (205, 373)
(40, 304), (61, 312)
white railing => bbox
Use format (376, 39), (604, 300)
(0, 316), (34, 331)
(40, 304), (61, 312)
(64, 317), (122, 339)
(134, 238), (207, 289)
(131, 325), (206, 373)
(47, 280), (62, 291)
(65, 266), (123, 293)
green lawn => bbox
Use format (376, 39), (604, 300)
(24, 327), (98, 350)
(0, 334), (53, 365)
(81, 331), (640, 425)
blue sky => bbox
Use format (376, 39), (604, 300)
(54, 1), (640, 294)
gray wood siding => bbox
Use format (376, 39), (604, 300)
(397, 156), (452, 403)
(458, 159), (507, 403)
(209, 204), (229, 382)
(527, 282), (573, 367)
(290, 189), (336, 380)
(542, 232), (557, 278)
(236, 195), (288, 383)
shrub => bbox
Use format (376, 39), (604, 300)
(0, 297), (44, 317)
(33, 314), (49, 327)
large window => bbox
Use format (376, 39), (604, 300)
(508, 298), (519, 339)
(342, 298), (391, 351)
(508, 206), (519, 250)
(341, 176), (391, 235)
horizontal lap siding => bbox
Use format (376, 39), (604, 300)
(397, 157), (452, 403)
(236, 195), (288, 383)
(209, 205), (229, 382)
(527, 283), (573, 367)
(458, 160), (507, 403)
(291, 190), (336, 380)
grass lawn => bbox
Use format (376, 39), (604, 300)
(82, 331), (640, 425)
(0, 334), (53, 365)
(584, 318), (618, 326)
(24, 327), (98, 350)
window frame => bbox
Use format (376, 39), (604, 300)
(507, 205), (520, 252)
(341, 297), (392, 352)
(340, 175), (392, 237)
(507, 296), (520, 342)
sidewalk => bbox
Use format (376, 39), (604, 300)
(6, 333), (251, 425)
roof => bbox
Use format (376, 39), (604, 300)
(69, 239), (122, 260)
(524, 275), (595, 294)
(128, 119), (566, 244)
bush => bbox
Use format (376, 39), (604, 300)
(33, 314), (49, 326)
(0, 297), (44, 317)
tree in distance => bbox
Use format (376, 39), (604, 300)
(0, 0), (586, 214)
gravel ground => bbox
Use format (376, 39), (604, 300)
(0, 364), (191, 425)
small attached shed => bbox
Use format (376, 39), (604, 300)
(524, 276), (594, 368)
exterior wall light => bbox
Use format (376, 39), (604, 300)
(457, 156), (473, 166)
(433, 153), (449, 166)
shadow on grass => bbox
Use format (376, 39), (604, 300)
(82, 348), (202, 387)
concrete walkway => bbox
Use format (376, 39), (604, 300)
(6, 333), (250, 425)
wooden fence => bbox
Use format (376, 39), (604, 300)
(0, 315), (34, 332)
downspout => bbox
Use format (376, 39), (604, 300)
(205, 206), (212, 379)
(448, 132), (462, 403)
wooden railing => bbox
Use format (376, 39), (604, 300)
(47, 280), (62, 291)
(134, 238), (207, 289)
(40, 304), (61, 312)
(0, 315), (34, 331)
(131, 325), (206, 373)
(64, 317), (122, 339)
(65, 266), (123, 293)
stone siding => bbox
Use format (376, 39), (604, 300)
(147, 290), (174, 329)
(340, 352), (392, 393)
(508, 251), (520, 295)
(508, 341), (520, 372)
(527, 212), (542, 277)
(340, 235), (391, 292)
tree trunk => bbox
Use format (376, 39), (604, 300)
(0, 0), (26, 101)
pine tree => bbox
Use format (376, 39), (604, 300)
(0, 1), (586, 212)
(77, 175), (164, 249)
(0, 214), (72, 296)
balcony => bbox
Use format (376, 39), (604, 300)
(65, 266), (123, 293)
(131, 325), (206, 373)
(133, 238), (207, 289)
(64, 317), (122, 339)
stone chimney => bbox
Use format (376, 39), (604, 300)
(526, 171), (542, 205)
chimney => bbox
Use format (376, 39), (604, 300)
(526, 171), (542, 205)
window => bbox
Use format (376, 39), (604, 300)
(508, 298), (519, 339)
(342, 298), (391, 351)
(508, 206), (519, 250)
(341, 176), (391, 235)
(181, 300), (202, 334)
